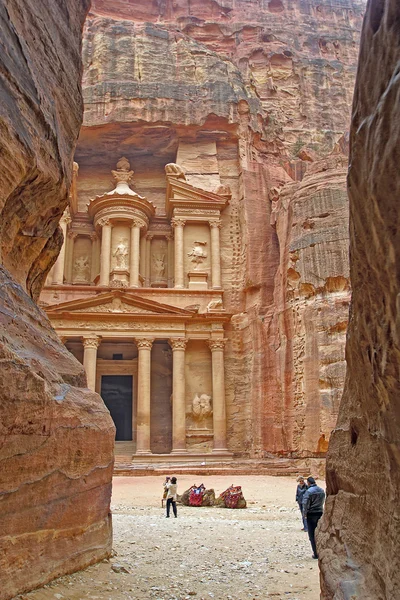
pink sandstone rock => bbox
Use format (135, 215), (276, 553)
(76, 0), (365, 457)
(0, 1), (115, 598)
(318, 1), (400, 597)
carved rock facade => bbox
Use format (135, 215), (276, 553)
(66, 0), (364, 458)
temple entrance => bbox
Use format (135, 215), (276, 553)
(101, 375), (133, 441)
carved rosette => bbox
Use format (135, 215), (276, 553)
(171, 218), (186, 228)
(135, 338), (154, 349)
(82, 336), (100, 349)
(208, 339), (227, 351)
(169, 337), (188, 351)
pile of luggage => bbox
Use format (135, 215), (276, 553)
(179, 483), (246, 509)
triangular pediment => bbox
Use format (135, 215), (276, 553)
(165, 177), (230, 218)
(45, 290), (196, 317)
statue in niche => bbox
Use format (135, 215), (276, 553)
(192, 393), (213, 423)
(74, 255), (90, 282)
(113, 239), (128, 270)
(187, 241), (207, 269)
(153, 253), (166, 279)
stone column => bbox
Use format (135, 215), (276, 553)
(135, 338), (154, 454)
(172, 218), (185, 289)
(145, 234), (153, 287)
(166, 233), (174, 288)
(169, 338), (188, 454)
(52, 211), (71, 285)
(130, 220), (141, 288)
(83, 335), (100, 392)
(65, 231), (77, 284)
(209, 339), (228, 452)
(90, 232), (98, 283)
(99, 218), (112, 286)
(210, 220), (222, 289)
(139, 233), (146, 284)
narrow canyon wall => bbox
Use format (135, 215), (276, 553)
(318, 0), (400, 597)
(0, 1), (115, 598)
(79, 0), (364, 456)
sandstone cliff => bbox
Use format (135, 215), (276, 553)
(0, 1), (115, 598)
(79, 0), (364, 457)
(317, 1), (400, 597)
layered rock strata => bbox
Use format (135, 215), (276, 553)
(318, 1), (400, 597)
(0, 1), (115, 598)
(78, 0), (364, 457)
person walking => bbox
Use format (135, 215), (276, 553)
(295, 476), (308, 531)
(302, 476), (325, 559)
(165, 476), (178, 518)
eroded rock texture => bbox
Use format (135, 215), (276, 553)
(79, 0), (363, 457)
(0, 1), (115, 598)
(318, 1), (400, 597)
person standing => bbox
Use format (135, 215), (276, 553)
(295, 476), (308, 531)
(165, 476), (178, 518)
(302, 476), (325, 559)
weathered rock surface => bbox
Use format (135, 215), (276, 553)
(318, 1), (400, 597)
(0, 1), (115, 598)
(78, 0), (364, 457)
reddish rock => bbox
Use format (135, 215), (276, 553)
(0, 1), (115, 598)
(318, 1), (400, 597)
(78, 0), (364, 458)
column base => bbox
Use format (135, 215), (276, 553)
(212, 447), (232, 456)
(170, 448), (188, 454)
(174, 285), (185, 289)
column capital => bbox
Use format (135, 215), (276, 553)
(68, 230), (78, 240)
(208, 338), (227, 351)
(131, 218), (143, 229)
(171, 217), (186, 228)
(135, 338), (154, 349)
(209, 220), (222, 229)
(82, 335), (100, 349)
(169, 337), (188, 351)
(165, 232), (174, 242)
(146, 233), (154, 241)
(90, 232), (98, 242)
(98, 217), (111, 227)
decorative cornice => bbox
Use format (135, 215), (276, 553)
(169, 337), (188, 350)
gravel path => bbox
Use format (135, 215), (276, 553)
(19, 476), (321, 600)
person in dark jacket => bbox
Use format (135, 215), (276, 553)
(302, 476), (325, 559)
(295, 476), (308, 531)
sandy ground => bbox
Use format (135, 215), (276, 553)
(18, 475), (323, 600)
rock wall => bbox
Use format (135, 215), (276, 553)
(318, 1), (400, 597)
(79, 0), (364, 456)
(0, 1), (115, 598)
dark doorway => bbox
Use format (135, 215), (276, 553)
(101, 375), (133, 441)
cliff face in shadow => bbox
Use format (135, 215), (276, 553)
(318, 1), (400, 597)
(0, 2), (115, 598)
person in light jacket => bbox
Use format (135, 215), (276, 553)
(165, 476), (178, 518)
(302, 476), (325, 559)
(295, 476), (308, 531)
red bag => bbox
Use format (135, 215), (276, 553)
(189, 483), (205, 506)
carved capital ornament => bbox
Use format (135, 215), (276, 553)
(135, 338), (154, 349)
(82, 336), (100, 349)
(169, 337), (188, 351)
(208, 339), (227, 351)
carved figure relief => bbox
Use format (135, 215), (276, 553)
(207, 298), (223, 311)
(113, 239), (129, 270)
(153, 254), (166, 279)
(187, 241), (207, 269)
(73, 255), (90, 283)
(192, 393), (213, 423)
